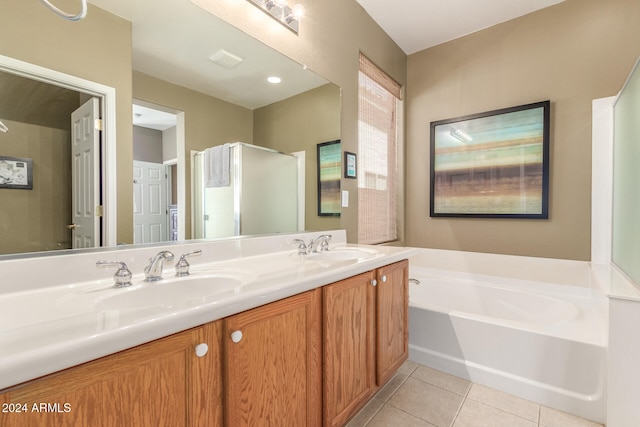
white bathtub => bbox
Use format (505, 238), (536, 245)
(407, 252), (607, 424)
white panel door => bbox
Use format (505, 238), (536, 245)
(133, 160), (167, 244)
(71, 98), (100, 249)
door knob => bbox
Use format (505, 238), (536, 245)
(66, 223), (81, 230)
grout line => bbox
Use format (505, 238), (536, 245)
(449, 382), (472, 427)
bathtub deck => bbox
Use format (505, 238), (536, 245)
(347, 360), (603, 427)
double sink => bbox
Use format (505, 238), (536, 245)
(60, 246), (382, 312)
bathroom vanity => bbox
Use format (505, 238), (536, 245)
(0, 231), (412, 426)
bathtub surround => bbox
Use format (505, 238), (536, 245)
(406, 248), (607, 423)
(591, 90), (640, 426)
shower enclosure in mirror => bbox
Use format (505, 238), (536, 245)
(193, 143), (302, 239)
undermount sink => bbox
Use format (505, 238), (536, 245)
(305, 247), (381, 262)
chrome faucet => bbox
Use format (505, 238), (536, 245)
(144, 250), (174, 282)
(309, 234), (331, 253)
(293, 234), (332, 255)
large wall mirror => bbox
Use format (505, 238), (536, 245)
(0, 0), (341, 258)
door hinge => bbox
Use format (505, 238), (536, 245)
(96, 205), (104, 217)
(95, 119), (103, 131)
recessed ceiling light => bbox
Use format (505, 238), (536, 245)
(267, 76), (282, 84)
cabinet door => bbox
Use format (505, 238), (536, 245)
(323, 271), (376, 427)
(0, 322), (223, 427)
(224, 289), (322, 427)
(376, 260), (409, 386)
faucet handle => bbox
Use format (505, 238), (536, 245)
(96, 260), (132, 288)
(292, 239), (308, 255)
(317, 234), (331, 252)
(175, 250), (202, 277)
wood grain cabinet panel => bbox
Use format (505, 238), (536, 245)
(323, 271), (376, 427)
(0, 322), (223, 427)
(224, 288), (322, 427)
(376, 260), (409, 386)
(323, 260), (409, 427)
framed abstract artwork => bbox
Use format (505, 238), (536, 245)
(317, 140), (341, 216)
(430, 101), (550, 218)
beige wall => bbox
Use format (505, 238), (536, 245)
(132, 71), (254, 237)
(254, 84), (341, 232)
(405, 0), (640, 260)
(0, 0), (133, 245)
(190, 0), (407, 243)
(0, 121), (70, 254)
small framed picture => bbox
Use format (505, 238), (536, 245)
(0, 156), (33, 190)
(344, 151), (357, 179)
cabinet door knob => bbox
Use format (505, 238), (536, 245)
(195, 343), (209, 357)
(381, 275), (387, 283)
(231, 330), (243, 343)
(371, 279), (377, 287)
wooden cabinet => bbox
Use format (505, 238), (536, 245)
(1, 260), (407, 427)
(224, 288), (322, 427)
(375, 260), (409, 386)
(0, 322), (223, 427)
(323, 260), (409, 427)
(323, 271), (376, 427)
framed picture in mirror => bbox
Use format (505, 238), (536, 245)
(317, 140), (341, 216)
(0, 156), (33, 190)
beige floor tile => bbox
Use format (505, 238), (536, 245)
(366, 404), (437, 427)
(453, 399), (537, 427)
(388, 377), (464, 427)
(466, 383), (539, 422)
(345, 397), (385, 427)
(539, 406), (603, 427)
(375, 373), (408, 402)
(398, 359), (419, 376)
(411, 365), (471, 396)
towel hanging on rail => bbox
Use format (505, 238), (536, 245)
(204, 143), (230, 187)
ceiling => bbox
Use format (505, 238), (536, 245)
(88, 0), (327, 111)
(355, 0), (567, 54)
(84, 0), (567, 127)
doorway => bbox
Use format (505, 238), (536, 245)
(0, 55), (117, 255)
(132, 100), (185, 244)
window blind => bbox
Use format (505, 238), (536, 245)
(358, 53), (401, 244)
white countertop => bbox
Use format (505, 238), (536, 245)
(0, 231), (415, 391)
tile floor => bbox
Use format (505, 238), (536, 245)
(346, 361), (603, 427)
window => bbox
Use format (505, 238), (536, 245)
(358, 54), (402, 244)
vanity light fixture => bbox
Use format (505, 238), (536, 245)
(0, 120), (8, 133)
(247, 0), (304, 34)
(450, 128), (472, 143)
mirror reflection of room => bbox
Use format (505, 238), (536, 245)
(0, 0), (341, 257)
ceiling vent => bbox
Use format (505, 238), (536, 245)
(209, 49), (244, 69)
